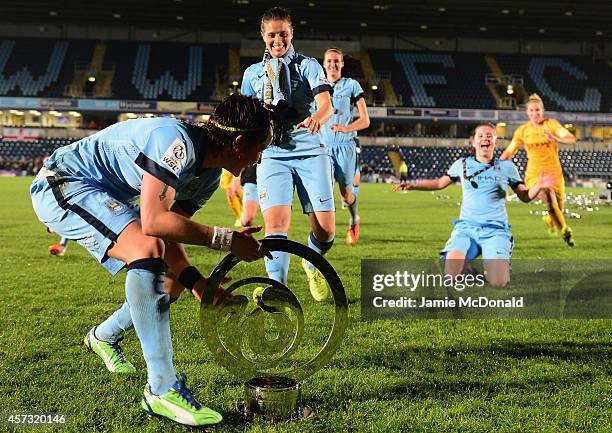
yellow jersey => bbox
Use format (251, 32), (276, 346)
(505, 118), (573, 176)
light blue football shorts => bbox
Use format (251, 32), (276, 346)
(327, 143), (357, 191)
(256, 153), (335, 214)
(30, 175), (138, 275)
(242, 182), (258, 204)
(440, 220), (514, 261)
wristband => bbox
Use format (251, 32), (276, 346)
(211, 226), (233, 251)
(178, 266), (204, 290)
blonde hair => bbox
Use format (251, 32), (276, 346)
(324, 47), (344, 60)
(527, 93), (544, 108)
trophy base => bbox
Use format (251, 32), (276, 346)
(243, 376), (315, 422)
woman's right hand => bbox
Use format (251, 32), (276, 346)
(230, 226), (273, 262)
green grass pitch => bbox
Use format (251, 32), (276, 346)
(1, 176), (611, 432)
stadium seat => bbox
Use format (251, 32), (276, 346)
(358, 145), (611, 180)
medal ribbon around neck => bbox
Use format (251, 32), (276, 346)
(462, 157), (496, 189)
(265, 58), (288, 101)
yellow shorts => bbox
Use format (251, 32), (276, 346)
(219, 170), (235, 190)
(525, 171), (565, 207)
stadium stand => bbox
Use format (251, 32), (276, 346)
(1, 37), (608, 112)
(0, 137), (74, 175)
(0, 38), (96, 98)
(5, 134), (608, 179)
(369, 50), (496, 109)
(359, 145), (612, 180)
(0, 137), (73, 159)
(0, 39), (609, 179)
(105, 41), (227, 101)
(367, 50), (610, 112)
(493, 55), (610, 113)
(0, 38), (226, 101)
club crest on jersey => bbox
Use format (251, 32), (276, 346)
(259, 190), (268, 202)
(105, 199), (124, 214)
(162, 138), (187, 174)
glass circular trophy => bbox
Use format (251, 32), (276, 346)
(200, 239), (348, 421)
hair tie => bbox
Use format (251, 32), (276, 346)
(209, 119), (264, 133)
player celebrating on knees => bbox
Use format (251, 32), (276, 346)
(241, 7), (335, 301)
(501, 93), (576, 246)
(321, 48), (370, 246)
(394, 123), (555, 287)
(30, 94), (273, 428)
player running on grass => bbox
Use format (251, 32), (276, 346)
(394, 123), (555, 287)
(241, 7), (335, 301)
(321, 47), (370, 246)
(30, 94), (273, 428)
(500, 93), (576, 246)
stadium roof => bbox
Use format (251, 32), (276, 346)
(0, 0), (610, 42)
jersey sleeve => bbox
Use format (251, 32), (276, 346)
(240, 66), (257, 97)
(446, 159), (462, 182)
(135, 126), (194, 190)
(547, 118), (573, 139)
(504, 161), (524, 188)
(174, 170), (221, 216)
(350, 79), (365, 104)
(505, 126), (524, 157)
(302, 58), (333, 96)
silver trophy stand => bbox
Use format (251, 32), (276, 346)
(201, 239), (348, 422)
(244, 376), (301, 421)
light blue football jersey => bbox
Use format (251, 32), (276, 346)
(320, 77), (365, 146)
(42, 117), (221, 215)
(447, 156), (523, 228)
(241, 45), (332, 158)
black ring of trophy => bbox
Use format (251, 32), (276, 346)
(200, 238), (348, 421)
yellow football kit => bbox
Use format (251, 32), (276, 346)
(504, 118), (574, 233)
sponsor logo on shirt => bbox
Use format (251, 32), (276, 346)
(475, 175), (503, 183)
(161, 138), (187, 174)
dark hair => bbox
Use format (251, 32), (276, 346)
(198, 93), (272, 155)
(260, 7), (292, 33)
(470, 122), (497, 138)
(469, 123), (497, 155)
